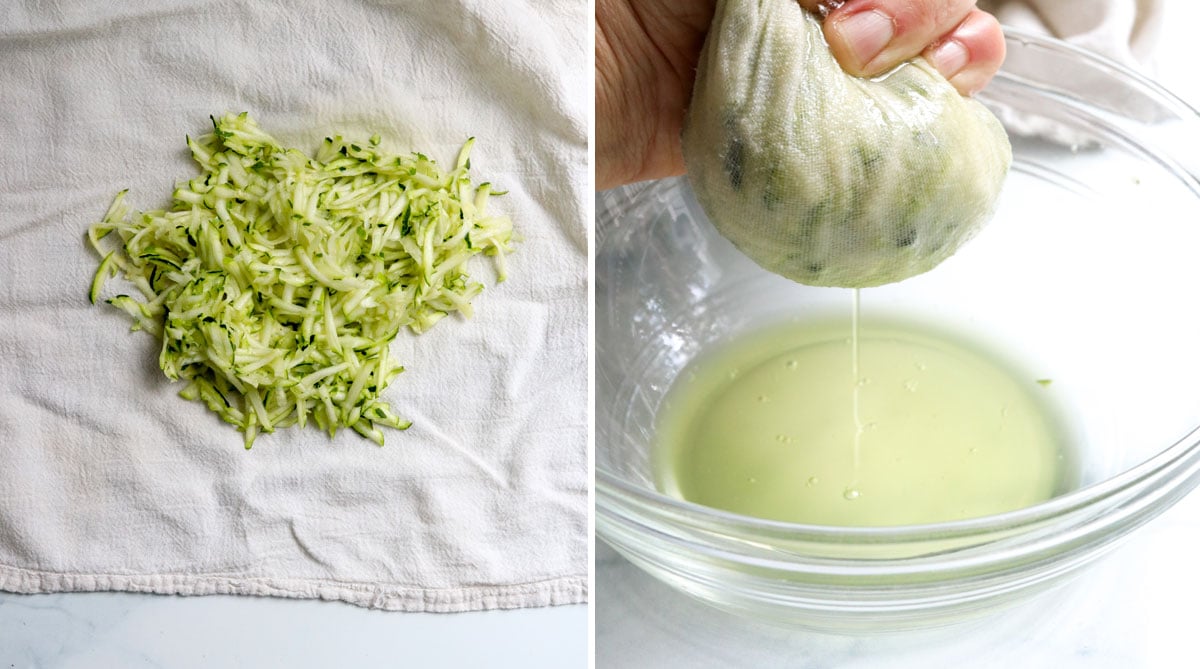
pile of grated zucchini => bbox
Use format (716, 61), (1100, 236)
(87, 112), (514, 448)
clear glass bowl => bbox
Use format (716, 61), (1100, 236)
(596, 28), (1200, 632)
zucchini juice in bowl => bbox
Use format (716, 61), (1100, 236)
(653, 310), (1075, 527)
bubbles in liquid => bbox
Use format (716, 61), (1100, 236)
(657, 316), (1070, 526)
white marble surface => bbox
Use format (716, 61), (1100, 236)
(598, 3), (1200, 667)
(0, 594), (585, 667)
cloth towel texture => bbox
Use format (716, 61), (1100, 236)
(979, 0), (1164, 71)
(0, 0), (587, 611)
(977, 0), (1167, 145)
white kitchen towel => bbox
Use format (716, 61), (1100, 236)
(0, 0), (587, 612)
(978, 0), (1165, 71)
(975, 0), (1168, 146)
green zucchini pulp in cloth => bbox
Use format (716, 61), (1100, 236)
(682, 0), (1011, 288)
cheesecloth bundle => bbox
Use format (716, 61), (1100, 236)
(682, 0), (1013, 288)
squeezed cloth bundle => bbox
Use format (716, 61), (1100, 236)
(680, 0), (1163, 289)
(682, 0), (1012, 288)
(0, 0), (587, 611)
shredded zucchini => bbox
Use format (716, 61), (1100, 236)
(87, 112), (515, 448)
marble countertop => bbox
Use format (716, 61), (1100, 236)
(0, 594), (585, 667)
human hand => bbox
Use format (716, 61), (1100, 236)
(596, 0), (1006, 190)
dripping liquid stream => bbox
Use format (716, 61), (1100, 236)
(848, 287), (863, 500)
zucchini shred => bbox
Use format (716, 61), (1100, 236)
(87, 112), (515, 449)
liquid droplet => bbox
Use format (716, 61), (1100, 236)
(748, 477), (758, 484)
(857, 377), (870, 387)
(757, 395), (770, 403)
(843, 487), (861, 501)
(915, 362), (927, 371)
(806, 476), (819, 487)
(775, 434), (792, 444)
(864, 421), (877, 430)
(785, 359), (798, 370)
(903, 379), (918, 392)
(728, 369), (739, 380)
(968, 447), (978, 455)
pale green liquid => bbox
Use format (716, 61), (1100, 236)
(655, 317), (1072, 526)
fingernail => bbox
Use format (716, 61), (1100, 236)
(833, 10), (894, 72)
(929, 40), (969, 79)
